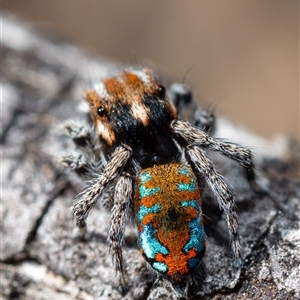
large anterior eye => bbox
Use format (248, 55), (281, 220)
(97, 106), (107, 117)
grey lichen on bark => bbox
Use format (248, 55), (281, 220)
(1, 13), (299, 300)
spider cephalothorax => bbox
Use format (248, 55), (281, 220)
(85, 69), (178, 167)
(58, 67), (258, 295)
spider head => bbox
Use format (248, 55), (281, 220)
(85, 68), (177, 149)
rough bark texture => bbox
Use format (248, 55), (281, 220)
(1, 14), (300, 300)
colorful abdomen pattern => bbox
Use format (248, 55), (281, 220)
(135, 163), (205, 284)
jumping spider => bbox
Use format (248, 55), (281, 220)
(58, 67), (258, 295)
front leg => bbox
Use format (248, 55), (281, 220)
(57, 120), (105, 176)
(60, 119), (98, 151)
(73, 145), (132, 232)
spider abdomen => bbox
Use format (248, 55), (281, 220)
(135, 163), (206, 284)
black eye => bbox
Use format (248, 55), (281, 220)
(97, 106), (106, 117)
(158, 85), (166, 98)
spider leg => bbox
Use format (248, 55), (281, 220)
(167, 83), (193, 111)
(168, 83), (215, 133)
(171, 120), (258, 192)
(60, 119), (98, 151)
(73, 145), (132, 232)
(56, 152), (88, 173)
(108, 172), (133, 288)
(57, 120), (105, 176)
(57, 150), (105, 177)
(193, 109), (215, 134)
(186, 145), (243, 266)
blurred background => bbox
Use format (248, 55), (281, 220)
(3, 0), (299, 140)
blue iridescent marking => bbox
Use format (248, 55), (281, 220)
(177, 166), (196, 191)
(181, 200), (200, 211)
(152, 262), (168, 273)
(139, 171), (152, 183)
(139, 185), (160, 198)
(188, 257), (201, 269)
(137, 204), (161, 222)
(177, 178), (196, 192)
(183, 216), (205, 254)
(138, 170), (160, 198)
(181, 200), (205, 254)
(139, 224), (168, 259)
(178, 167), (191, 176)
